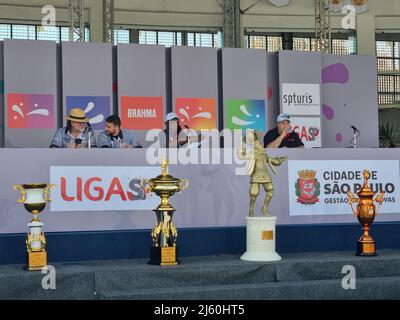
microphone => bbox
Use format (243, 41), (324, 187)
(350, 125), (360, 133)
(75, 138), (82, 148)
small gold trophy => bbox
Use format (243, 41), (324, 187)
(13, 183), (55, 271)
(141, 160), (189, 266)
(347, 170), (384, 256)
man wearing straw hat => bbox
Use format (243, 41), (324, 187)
(50, 108), (97, 148)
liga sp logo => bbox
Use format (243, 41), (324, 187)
(295, 170), (320, 205)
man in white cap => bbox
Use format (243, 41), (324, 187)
(50, 108), (96, 148)
(163, 112), (188, 148)
(263, 113), (304, 148)
(163, 112), (203, 148)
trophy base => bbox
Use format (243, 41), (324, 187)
(148, 246), (179, 266)
(26, 251), (47, 271)
(240, 251), (281, 262)
(356, 241), (377, 256)
(241, 216), (282, 262)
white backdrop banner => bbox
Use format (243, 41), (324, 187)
(288, 160), (400, 216)
(50, 166), (160, 212)
(282, 83), (321, 115)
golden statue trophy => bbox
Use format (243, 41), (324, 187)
(237, 129), (287, 262)
(141, 160), (189, 266)
(347, 170), (384, 256)
(13, 183), (55, 271)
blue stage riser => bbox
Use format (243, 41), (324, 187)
(1, 222), (400, 265)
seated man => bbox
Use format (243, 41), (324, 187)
(163, 112), (188, 148)
(50, 108), (96, 148)
(264, 113), (304, 148)
(163, 112), (203, 148)
(98, 115), (141, 148)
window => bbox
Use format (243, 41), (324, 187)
(244, 35), (282, 52)
(60, 27), (70, 42)
(376, 40), (400, 105)
(114, 29), (130, 45)
(0, 23), (90, 42)
(267, 36), (283, 52)
(187, 32), (221, 48)
(158, 31), (182, 47)
(12, 25), (35, 40)
(248, 35), (266, 50)
(37, 26), (60, 42)
(293, 37), (318, 51)
(0, 24), (11, 40)
(139, 30), (157, 45)
(139, 30), (182, 47)
(293, 35), (355, 54)
(331, 37), (357, 55)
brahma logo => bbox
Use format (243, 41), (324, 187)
(50, 166), (159, 212)
(121, 96), (163, 130)
(295, 170), (320, 205)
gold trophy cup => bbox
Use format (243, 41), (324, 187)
(141, 160), (189, 266)
(13, 183), (55, 271)
(347, 170), (384, 256)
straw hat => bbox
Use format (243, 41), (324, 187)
(66, 108), (90, 123)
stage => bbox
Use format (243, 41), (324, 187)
(2, 148), (400, 264)
(2, 249), (400, 300)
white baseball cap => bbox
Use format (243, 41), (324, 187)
(165, 112), (179, 122)
(277, 113), (291, 123)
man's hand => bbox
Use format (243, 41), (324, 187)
(76, 143), (88, 149)
(66, 142), (76, 148)
(280, 128), (288, 137)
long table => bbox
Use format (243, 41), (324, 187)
(1, 148), (400, 235)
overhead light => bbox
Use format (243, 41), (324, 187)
(329, 0), (369, 14)
(268, 0), (291, 7)
(350, 0), (369, 14)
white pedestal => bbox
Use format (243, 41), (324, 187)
(28, 221), (43, 251)
(240, 216), (281, 262)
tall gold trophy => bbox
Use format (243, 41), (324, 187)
(347, 170), (384, 256)
(141, 160), (189, 266)
(13, 183), (55, 271)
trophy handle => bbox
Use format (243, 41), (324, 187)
(43, 184), (56, 203)
(374, 191), (385, 215)
(179, 178), (189, 192)
(13, 184), (26, 203)
(141, 179), (152, 193)
(347, 191), (359, 216)
(349, 202), (358, 217)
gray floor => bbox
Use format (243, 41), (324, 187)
(1, 250), (400, 300)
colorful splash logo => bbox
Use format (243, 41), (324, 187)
(66, 96), (110, 130)
(8, 93), (54, 129)
(321, 63), (350, 143)
(295, 170), (320, 205)
(175, 98), (217, 130)
(121, 96), (163, 130)
(225, 99), (266, 130)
